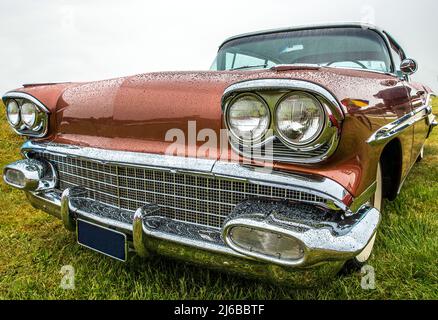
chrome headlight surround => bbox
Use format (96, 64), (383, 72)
(222, 79), (344, 163)
(224, 92), (271, 144)
(2, 92), (50, 138)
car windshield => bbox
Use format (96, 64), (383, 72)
(211, 27), (392, 73)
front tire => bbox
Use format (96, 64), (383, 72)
(340, 162), (383, 274)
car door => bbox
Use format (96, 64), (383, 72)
(386, 37), (427, 166)
(404, 82), (430, 161)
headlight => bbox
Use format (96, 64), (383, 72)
(275, 92), (325, 146)
(3, 93), (49, 137)
(21, 102), (39, 128)
(6, 100), (20, 126)
(227, 93), (270, 142)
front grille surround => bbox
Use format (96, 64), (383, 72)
(231, 137), (331, 162)
(35, 152), (327, 229)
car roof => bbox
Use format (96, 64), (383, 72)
(218, 22), (388, 49)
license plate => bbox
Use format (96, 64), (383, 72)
(77, 219), (127, 262)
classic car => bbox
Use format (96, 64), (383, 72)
(2, 23), (436, 284)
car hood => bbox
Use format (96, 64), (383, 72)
(14, 67), (394, 157)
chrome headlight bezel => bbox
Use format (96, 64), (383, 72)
(2, 92), (50, 138)
(221, 79), (344, 163)
(225, 92), (271, 144)
(274, 91), (327, 149)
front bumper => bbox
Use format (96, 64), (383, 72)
(4, 141), (381, 284)
(25, 189), (378, 284)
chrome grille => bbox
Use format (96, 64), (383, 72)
(258, 139), (330, 159)
(36, 153), (327, 229)
(231, 138), (331, 162)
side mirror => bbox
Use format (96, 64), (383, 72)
(400, 59), (418, 75)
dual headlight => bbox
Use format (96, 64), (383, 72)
(226, 92), (325, 147)
(4, 96), (49, 137)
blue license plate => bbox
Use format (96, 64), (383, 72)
(77, 219), (127, 262)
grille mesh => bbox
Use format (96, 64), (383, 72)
(37, 153), (327, 229)
(232, 138), (331, 162)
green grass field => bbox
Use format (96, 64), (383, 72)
(0, 99), (437, 300)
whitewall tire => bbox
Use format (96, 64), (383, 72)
(340, 162), (383, 273)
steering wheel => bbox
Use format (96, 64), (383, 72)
(326, 60), (368, 69)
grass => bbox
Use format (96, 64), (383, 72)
(0, 99), (437, 300)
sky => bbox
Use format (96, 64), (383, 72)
(1, 0), (437, 93)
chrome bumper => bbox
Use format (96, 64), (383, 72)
(22, 185), (380, 284)
(5, 144), (381, 284)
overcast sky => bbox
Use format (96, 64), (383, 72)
(1, 0), (437, 93)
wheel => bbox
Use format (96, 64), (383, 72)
(340, 162), (383, 274)
(416, 145), (424, 162)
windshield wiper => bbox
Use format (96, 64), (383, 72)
(230, 64), (268, 71)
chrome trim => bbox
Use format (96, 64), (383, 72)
(367, 101), (432, 145)
(2, 91), (50, 138)
(222, 79), (343, 164)
(26, 191), (61, 218)
(270, 64), (321, 71)
(427, 93), (436, 136)
(61, 188), (87, 231)
(3, 159), (57, 192)
(323, 65), (395, 77)
(222, 205), (381, 267)
(28, 187), (379, 271)
(22, 140), (217, 174)
(222, 79), (345, 119)
(134, 206), (243, 258)
(21, 141), (351, 212)
(54, 187), (247, 259)
(211, 161), (349, 211)
(61, 189), (134, 235)
(133, 209), (150, 258)
(26, 188), (346, 284)
(2, 91), (51, 113)
(227, 135), (338, 164)
(349, 182), (376, 213)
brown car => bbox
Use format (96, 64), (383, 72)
(2, 23), (436, 284)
